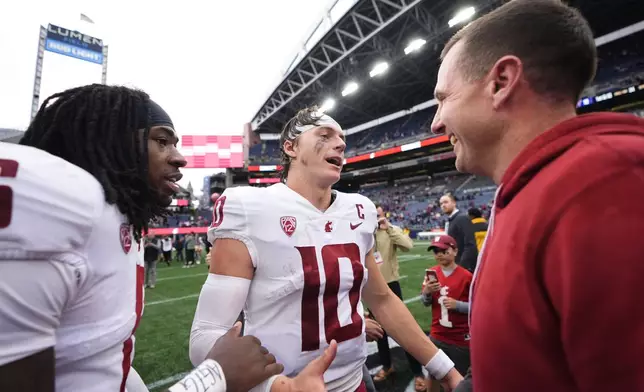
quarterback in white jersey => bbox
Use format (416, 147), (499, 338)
(209, 184), (376, 390)
(191, 108), (464, 392)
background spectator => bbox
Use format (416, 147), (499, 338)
(372, 204), (424, 391)
(144, 234), (161, 289)
(184, 232), (196, 268)
(439, 193), (478, 272)
(467, 208), (488, 253)
(161, 236), (173, 266)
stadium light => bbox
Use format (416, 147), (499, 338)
(404, 38), (426, 55)
(320, 98), (336, 112)
(369, 62), (389, 78)
(342, 82), (359, 97)
(448, 6), (476, 27)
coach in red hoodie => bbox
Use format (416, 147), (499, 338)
(431, 1), (644, 391)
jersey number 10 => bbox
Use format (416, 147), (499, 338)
(296, 243), (364, 352)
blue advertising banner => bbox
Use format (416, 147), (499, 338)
(45, 39), (103, 64)
(45, 24), (104, 64)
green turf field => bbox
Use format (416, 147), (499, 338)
(134, 241), (437, 391)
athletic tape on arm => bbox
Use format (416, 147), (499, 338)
(168, 359), (226, 392)
(425, 349), (455, 380)
(189, 273), (251, 366)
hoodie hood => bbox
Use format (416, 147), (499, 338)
(497, 112), (644, 209)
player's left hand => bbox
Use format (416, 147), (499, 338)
(270, 340), (337, 392)
(443, 297), (457, 310)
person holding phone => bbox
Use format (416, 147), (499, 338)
(422, 235), (472, 391)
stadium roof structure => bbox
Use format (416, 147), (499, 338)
(250, 0), (644, 134)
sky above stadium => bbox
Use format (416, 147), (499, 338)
(0, 0), (336, 192)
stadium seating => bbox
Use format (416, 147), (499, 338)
(149, 209), (213, 229)
(592, 31), (644, 94)
(248, 31), (644, 167)
(152, 174), (496, 232)
(248, 107), (437, 165)
(358, 174), (496, 231)
(248, 140), (281, 164)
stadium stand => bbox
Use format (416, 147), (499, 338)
(591, 29), (644, 95)
(249, 107), (437, 165)
(171, 21), (644, 233)
(243, 18), (644, 243)
(248, 24), (644, 168)
(357, 173), (495, 232)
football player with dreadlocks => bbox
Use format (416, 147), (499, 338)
(191, 107), (463, 392)
(0, 84), (295, 392)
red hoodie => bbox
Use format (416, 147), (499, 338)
(471, 112), (644, 392)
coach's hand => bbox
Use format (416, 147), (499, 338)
(365, 318), (384, 342)
(270, 340), (337, 392)
(207, 322), (284, 392)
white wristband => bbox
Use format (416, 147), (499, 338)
(424, 349), (454, 380)
(169, 359), (226, 392)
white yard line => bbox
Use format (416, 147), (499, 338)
(398, 254), (422, 264)
(146, 372), (189, 390)
(146, 294), (199, 306)
(156, 273), (207, 282)
(403, 295), (422, 304)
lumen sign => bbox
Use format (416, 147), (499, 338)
(45, 24), (104, 64)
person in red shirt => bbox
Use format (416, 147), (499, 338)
(431, 0), (644, 391)
(421, 235), (472, 379)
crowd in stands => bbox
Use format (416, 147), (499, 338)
(151, 173), (496, 232)
(359, 174), (496, 231)
(590, 30), (644, 96)
(248, 107), (438, 165)
(149, 208), (212, 228)
(247, 31), (644, 168)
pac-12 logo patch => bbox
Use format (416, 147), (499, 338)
(280, 216), (297, 237)
(120, 224), (132, 254)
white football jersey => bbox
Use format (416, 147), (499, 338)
(0, 143), (145, 392)
(208, 183), (378, 392)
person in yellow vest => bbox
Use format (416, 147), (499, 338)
(467, 207), (489, 252)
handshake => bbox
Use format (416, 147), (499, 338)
(188, 322), (336, 392)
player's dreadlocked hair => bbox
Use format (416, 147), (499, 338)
(20, 84), (165, 241)
(279, 106), (323, 180)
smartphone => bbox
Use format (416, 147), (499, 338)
(425, 269), (438, 283)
